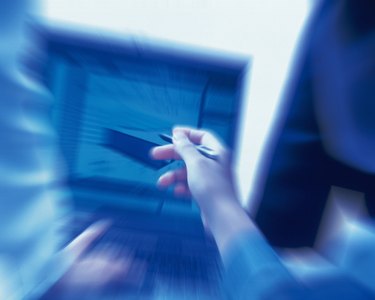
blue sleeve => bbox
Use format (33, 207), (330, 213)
(222, 232), (374, 300)
(222, 232), (302, 300)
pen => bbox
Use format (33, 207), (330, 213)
(159, 133), (219, 161)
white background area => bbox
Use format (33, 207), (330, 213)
(40, 0), (314, 210)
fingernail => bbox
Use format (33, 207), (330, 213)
(149, 147), (156, 158)
(157, 177), (168, 189)
(89, 219), (112, 234)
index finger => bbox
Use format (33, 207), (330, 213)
(150, 144), (182, 160)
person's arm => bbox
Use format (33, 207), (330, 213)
(151, 127), (303, 299)
(152, 128), (250, 253)
(40, 220), (145, 300)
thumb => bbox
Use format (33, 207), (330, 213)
(173, 130), (200, 164)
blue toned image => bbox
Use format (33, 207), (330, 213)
(6, 0), (375, 298)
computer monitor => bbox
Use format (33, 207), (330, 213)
(34, 24), (249, 208)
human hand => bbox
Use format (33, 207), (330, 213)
(151, 127), (238, 217)
(152, 127), (257, 256)
(43, 220), (146, 299)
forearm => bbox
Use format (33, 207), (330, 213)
(201, 195), (257, 260)
(202, 196), (304, 299)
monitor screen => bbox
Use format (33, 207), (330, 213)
(41, 28), (248, 197)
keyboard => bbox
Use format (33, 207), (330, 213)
(62, 205), (224, 299)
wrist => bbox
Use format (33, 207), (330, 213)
(202, 195), (257, 256)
